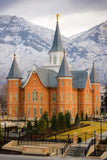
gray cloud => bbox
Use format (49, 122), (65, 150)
(0, 0), (107, 36)
(0, 0), (107, 16)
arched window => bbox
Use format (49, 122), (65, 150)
(27, 106), (30, 115)
(10, 106), (12, 115)
(32, 89), (38, 101)
(40, 106), (42, 116)
(15, 106), (17, 115)
(53, 56), (57, 64)
(34, 106), (36, 115)
(52, 93), (55, 101)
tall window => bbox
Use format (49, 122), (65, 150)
(61, 106), (63, 113)
(53, 56), (57, 64)
(27, 93), (30, 101)
(15, 82), (17, 87)
(96, 86), (97, 90)
(10, 106), (12, 115)
(10, 93), (12, 101)
(61, 81), (63, 86)
(27, 106), (30, 115)
(96, 95), (98, 102)
(52, 93), (55, 101)
(61, 92), (63, 101)
(40, 93), (42, 101)
(67, 81), (69, 86)
(34, 106), (36, 115)
(40, 106), (42, 116)
(66, 93), (69, 101)
(52, 107), (55, 115)
(75, 95), (77, 102)
(15, 106), (17, 115)
(15, 93), (17, 101)
(32, 89), (38, 101)
(10, 82), (12, 87)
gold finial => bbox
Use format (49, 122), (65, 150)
(56, 14), (59, 22)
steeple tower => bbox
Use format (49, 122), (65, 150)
(48, 14), (65, 71)
(90, 62), (99, 83)
(7, 54), (22, 79)
(90, 62), (100, 116)
(7, 54), (22, 120)
(57, 50), (72, 77)
(49, 14), (64, 53)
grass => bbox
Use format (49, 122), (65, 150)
(49, 121), (107, 142)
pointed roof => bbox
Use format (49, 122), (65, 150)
(57, 52), (72, 78)
(49, 21), (64, 53)
(90, 62), (100, 83)
(7, 54), (22, 79)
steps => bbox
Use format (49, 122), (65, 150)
(66, 146), (86, 157)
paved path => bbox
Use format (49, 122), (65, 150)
(0, 154), (101, 160)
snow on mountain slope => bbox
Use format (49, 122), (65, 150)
(0, 15), (107, 85)
(67, 21), (107, 85)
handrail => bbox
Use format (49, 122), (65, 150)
(85, 138), (95, 156)
(61, 138), (71, 156)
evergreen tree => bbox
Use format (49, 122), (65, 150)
(33, 117), (39, 135)
(75, 113), (80, 126)
(81, 111), (84, 120)
(41, 111), (49, 128)
(65, 111), (71, 128)
(86, 113), (88, 120)
(51, 113), (58, 131)
(103, 86), (107, 112)
(26, 121), (33, 135)
(58, 112), (66, 130)
(38, 118), (46, 135)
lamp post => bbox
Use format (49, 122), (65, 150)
(4, 123), (6, 143)
(24, 113), (26, 127)
(94, 130), (96, 156)
(100, 121), (102, 144)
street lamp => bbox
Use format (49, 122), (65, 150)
(94, 130), (96, 156)
(4, 123), (6, 143)
(100, 121), (102, 144)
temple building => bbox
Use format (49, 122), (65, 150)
(7, 15), (100, 121)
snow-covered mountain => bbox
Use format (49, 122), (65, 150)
(0, 15), (107, 85)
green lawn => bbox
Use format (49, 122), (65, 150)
(49, 121), (107, 142)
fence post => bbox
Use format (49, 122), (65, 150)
(95, 133), (98, 144)
(73, 132), (77, 144)
(85, 132), (87, 144)
(68, 134), (69, 140)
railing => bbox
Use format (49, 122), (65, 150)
(61, 138), (71, 156)
(85, 138), (95, 156)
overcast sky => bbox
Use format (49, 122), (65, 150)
(0, 0), (107, 37)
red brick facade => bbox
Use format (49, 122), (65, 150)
(7, 71), (100, 121)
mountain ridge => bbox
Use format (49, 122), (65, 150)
(0, 15), (107, 85)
